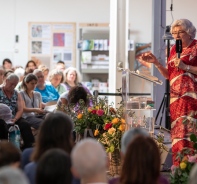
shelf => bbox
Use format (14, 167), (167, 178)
(81, 68), (108, 74)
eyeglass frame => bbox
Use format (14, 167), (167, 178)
(171, 30), (186, 36)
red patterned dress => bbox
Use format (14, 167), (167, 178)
(168, 40), (197, 165)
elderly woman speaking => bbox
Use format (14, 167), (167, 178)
(0, 73), (34, 149)
(139, 19), (197, 165)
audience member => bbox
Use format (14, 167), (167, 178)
(188, 163), (197, 184)
(0, 74), (34, 149)
(64, 67), (91, 94)
(2, 58), (12, 70)
(14, 67), (25, 82)
(20, 73), (45, 130)
(56, 60), (66, 71)
(0, 166), (29, 184)
(48, 69), (66, 95)
(33, 69), (59, 103)
(0, 67), (5, 85)
(71, 138), (108, 184)
(38, 65), (49, 81)
(24, 112), (74, 184)
(25, 60), (37, 71)
(0, 141), (21, 168)
(36, 148), (72, 184)
(119, 136), (163, 184)
(56, 86), (89, 113)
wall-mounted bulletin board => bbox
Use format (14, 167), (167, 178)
(28, 22), (76, 70)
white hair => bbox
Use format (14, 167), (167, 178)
(6, 73), (19, 82)
(121, 128), (149, 154)
(71, 138), (107, 178)
(14, 68), (25, 79)
(64, 67), (82, 84)
(171, 19), (196, 39)
(48, 69), (64, 83)
(0, 166), (29, 184)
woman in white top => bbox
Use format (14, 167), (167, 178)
(20, 73), (45, 130)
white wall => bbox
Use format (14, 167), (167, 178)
(0, 0), (197, 67)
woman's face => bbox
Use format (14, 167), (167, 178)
(67, 70), (76, 83)
(51, 74), (62, 87)
(35, 72), (45, 86)
(27, 62), (36, 70)
(5, 78), (18, 91)
(172, 26), (190, 44)
(26, 79), (37, 91)
(3, 61), (12, 70)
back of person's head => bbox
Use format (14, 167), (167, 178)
(36, 148), (72, 184)
(0, 103), (12, 124)
(188, 163), (197, 184)
(121, 128), (149, 154)
(71, 138), (107, 179)
(0, 141), (21, 168)
(68, 86), (88, 105)
(0, 166), (29, 184)
(21, 73), (38, 90)
(31, 112), (74, 162)
(14, 67), (25, 81)
(120, 135), (160, 184)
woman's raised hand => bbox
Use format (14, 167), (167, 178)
(138, 52), (158, 65)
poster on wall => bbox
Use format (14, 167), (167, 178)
(29, 22), (76, 70)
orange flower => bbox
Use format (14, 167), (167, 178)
(108, 127), (116, 134)
(77, 113), (83, 119)
(88, 107), (92, 112)
(121, 118), (126, 123)
(112, 118), (119, 124)
(182, 156), (188, 162)
(118, 124), (125, 131)
(94, 129), (99, 136)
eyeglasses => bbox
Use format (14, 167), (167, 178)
(172, 31), (186, 36)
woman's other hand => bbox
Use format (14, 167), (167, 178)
(35, 108), (45, 114)
(138, 52), (158, 65)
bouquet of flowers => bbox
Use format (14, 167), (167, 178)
(170, 134), (197, 184)
(69, 96), (126, 153)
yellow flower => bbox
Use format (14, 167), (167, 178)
(112, 118), (119, 124)
(119, 124), (125, 131)
(77, 113), (83, 119)
(180, 162), (187, 170)
(94, 129), (99, 136)
(95, 106), (99, 110)
(108, 127), (116, 134)
(121, 118), (126, 123)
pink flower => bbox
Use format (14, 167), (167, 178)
(96, 109), (104, 116)
(171, 165), (178, 175)
(91, 110), (97, 114)
(188, 155), (197, 163)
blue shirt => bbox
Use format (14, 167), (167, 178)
(34, 84), (59, 103)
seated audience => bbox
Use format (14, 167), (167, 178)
(14, 67), (25, 82)
(56, 60), (66, 71)
(38, 65), (49, 81)
(36, 149), (72, 184)
(0, 67), (5, 85)
(20, 73), (45, 130)
(64, 67), (91, 95)
(0, 74), (34, 149)
(25, 60), (37, 71)
(0, 141), (21, 168)
(56, 86), (90, 113)
(0, 166), (29, 184)
(24, 112), (74, 184)
(188, 163), (197, 184)
(2, 58), (12, 70)
(48, 69), (66, 95)
(119, 135), (166, 184)
(33, 69), (59, 103)
(71, 138), (108, 184)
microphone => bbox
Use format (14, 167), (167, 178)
(176, 39), (182, 58)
